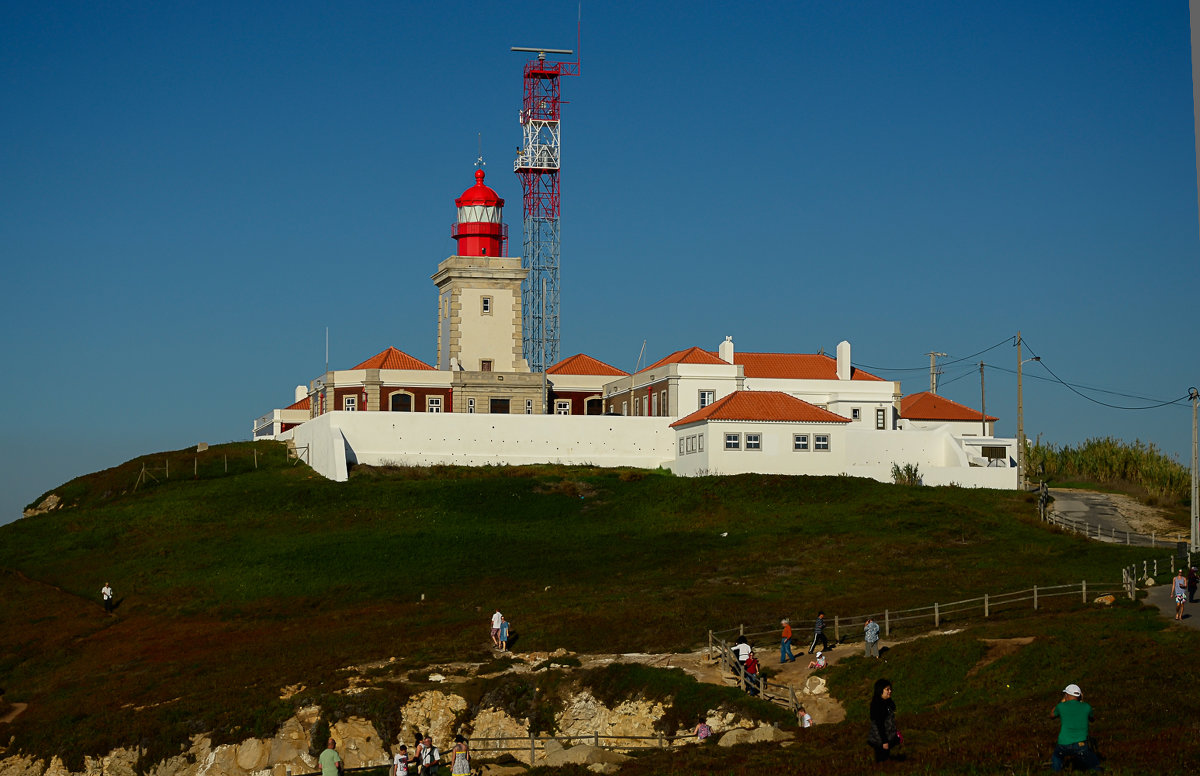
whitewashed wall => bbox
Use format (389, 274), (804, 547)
(291, 411), (675, 481)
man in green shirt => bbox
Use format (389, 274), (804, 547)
(319, 738), (343, 776)
(1051, 684), (1100, 771)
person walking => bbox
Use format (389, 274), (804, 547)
(490, 609), (503, 648)
(744, 650), (761, 696)
(797, 706), (812, 728)
(864, 617), (881, 658)
(1172, 569), (1188, 620)
(1188, 566), (1198, 604)
(101, 582), (114, 613)
(808, 612), (828, 654)
(319, 738), (342, 776)
(498, 616), (510, 652)
(1051, 684), (1100, 771)
(867, 678), (899, 763)
(780, 619), (795, 663)
(449, 735), (469, 776)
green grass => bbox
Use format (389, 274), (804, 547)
(1, 443), (1195, 774)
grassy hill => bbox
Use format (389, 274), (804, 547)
(2, 442), (1196, 774)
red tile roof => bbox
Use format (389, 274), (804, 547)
(638, 346), (730, 373)
(901, 392), (997, 422)
(547, 353), (629, 376)
(286, 396), (311, 411)
(351, 347), (434, 371)
(710, 351), (885, 381)
(671, 391), (852, 427)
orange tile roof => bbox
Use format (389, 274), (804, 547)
(286, 396), (311, 411)
(638, 346), (730, 373)
(901, 392), (997, 422)
(708, 351), (885, 381)
(671, 391), (852, 427)
(351, 346), (434, 371)
(547, 353), (629, 376)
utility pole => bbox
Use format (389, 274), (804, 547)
(1191, 387), (1198, 552)
(1016, 333), (1040, 491)
(979, 361), (986, 437)
(926, 351), (946, 394)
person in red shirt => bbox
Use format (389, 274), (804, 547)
(780, 619), (795, 663)
(744, 651), (761, 696)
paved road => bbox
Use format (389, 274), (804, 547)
(1049, 489), (1132, 538)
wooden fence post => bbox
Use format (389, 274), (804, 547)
(739, 623), (744, 636)
(934, 602), (939, 628)
(658, 732), (664, 749)
(984, 593), (989, 618)
(884, 610), (890, 637)
(1033, 585), (1038, 611)
(708, 630), (712, 658)
(594, 733), (599, 747)
(834, 615), (840, 643)
(1081, 580), (1086, 603)
(529, 733), (535, 764)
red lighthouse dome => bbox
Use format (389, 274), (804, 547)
(452, 168), (508, 257)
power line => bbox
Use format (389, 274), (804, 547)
(854, 336), (1015, 373)
(1003, 340), (1190, 412)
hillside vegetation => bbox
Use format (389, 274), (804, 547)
(1, 442), (1196, 775)
(1027, 436), (1192, 513)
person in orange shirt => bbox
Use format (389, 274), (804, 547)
(780, 619), (795, 663)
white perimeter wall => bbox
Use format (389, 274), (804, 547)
(291, 411), (675, 481)
(287, 412), (1015, 489)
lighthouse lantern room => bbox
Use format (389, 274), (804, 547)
(451, 169), (508, 257)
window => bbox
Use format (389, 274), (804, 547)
(390, 393), (412, 412)
(490, 398), (510, 414)
(793, 434), (810, 451)
(659, 390), (667, 416)
(467, 398), (475, 413)
(814, 434), (831, 452)
(686, 436), (695, 453)
(745, 433), (761, 450)
(679, 438), (686, 455)
(651, 392), (658, 416)
(481, 296), (492, 315)
(698, 435), (704, 452)
(876, 408), (887, 430)
(426, 396), (442, 413)
(622, 401), (628, 416)
(699, 390), (715, 408)
(343, 395), (357, 411)
(851, 408), (861, 421)
(481, 359), (493, 372)
(725, 433), (741, 450)
(555, 400), (571, 415)
(526, 399), (534, 414)
(634, 397), (640, 416)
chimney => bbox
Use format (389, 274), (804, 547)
(719, 336), (735, 364)
(836, 341), (851, 381)
(294, 385), (307, 404)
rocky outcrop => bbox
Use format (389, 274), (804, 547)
(0, 678), (774, 776)
(396, 691), (468, 751)
(22, 495), (60, 519)
(717, 725), (794, 747)
(555, 692), (666, 741)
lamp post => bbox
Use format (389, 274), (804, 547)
(1016, 332), (1040, 491)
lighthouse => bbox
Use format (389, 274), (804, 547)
(451, 169), (508, 257)
(432, 167), (541, 415)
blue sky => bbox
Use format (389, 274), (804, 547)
(3, 1), (1197, 523)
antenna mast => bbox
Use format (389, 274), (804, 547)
(511, 44), (579, 372)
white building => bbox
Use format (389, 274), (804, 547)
(254, 168), (1016, 489)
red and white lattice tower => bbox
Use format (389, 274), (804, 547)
(511, 46), (579, 373)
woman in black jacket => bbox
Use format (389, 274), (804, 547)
(867, 678), (899, 763)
